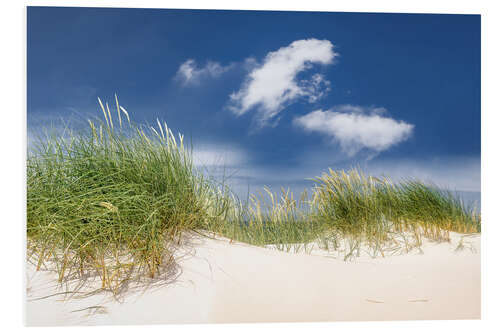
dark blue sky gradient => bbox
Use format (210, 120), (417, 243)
(27, 7), (481, 194)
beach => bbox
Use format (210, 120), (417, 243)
(26, 232), (480, 326)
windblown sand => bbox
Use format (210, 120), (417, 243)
(25, 232), (480, 326)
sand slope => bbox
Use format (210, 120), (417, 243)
(25, 232), (480, 326)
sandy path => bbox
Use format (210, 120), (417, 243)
(25, 232), (480, 325)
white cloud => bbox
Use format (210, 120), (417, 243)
(176, 59), (233, 86)
(294, 105), (414, 156)
(301, 73), (331, 103)
(362, 156), (481, 192)
(192, 144), (247, 168)
(228, 38), (338, 126)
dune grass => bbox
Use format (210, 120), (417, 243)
(216, 169), (480, 259)
(217, 188), (324, 253)
(308, 169), (480, 257)
(27, 97), (481, 293)
(27, 96), (234, 292)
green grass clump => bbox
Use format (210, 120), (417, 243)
(27, 96), (232, 292)
(312, 169), (480, 233)
(214, 170), (480, 259)
(308, 169), (480, 256)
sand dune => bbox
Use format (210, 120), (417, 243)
(25, 232), (480, 326)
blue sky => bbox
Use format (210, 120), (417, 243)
(27, 7), (481, 198)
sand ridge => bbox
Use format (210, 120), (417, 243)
(25, 232), (480, 325)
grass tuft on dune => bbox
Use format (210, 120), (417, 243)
(27, 96), (481, 294)
(27, 96), (234, 293)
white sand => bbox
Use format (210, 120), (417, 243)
(25, 232), (480, 326)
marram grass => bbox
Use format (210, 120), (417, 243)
(27, 96), (481, 294)
(308, 169), (480, 258)
(219, 169), (480, 259)
(27, 96), (234, 293)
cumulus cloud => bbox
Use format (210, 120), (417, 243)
(294, 105), (414, 156)
(228, 38), (338, 126)
(176, 59), (233, 86)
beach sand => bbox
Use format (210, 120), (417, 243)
(25, 232), (480, 326)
